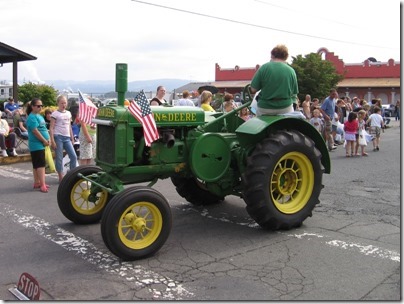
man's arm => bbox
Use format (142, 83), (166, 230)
(319, 108), (330, 121)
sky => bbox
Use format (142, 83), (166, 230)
(0, 0), (401, 84)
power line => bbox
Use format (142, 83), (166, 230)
(131, 0), (397, 50)
(253, 0), (366, 30)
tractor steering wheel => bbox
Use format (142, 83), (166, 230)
(242, 84), (253, 104)
(242, 84), (258, 115)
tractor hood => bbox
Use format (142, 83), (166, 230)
(95, 105), (207, 127)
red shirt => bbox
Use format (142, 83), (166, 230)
(344, 119), (358, 133)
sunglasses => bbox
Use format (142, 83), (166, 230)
(34, 105), (43, 108)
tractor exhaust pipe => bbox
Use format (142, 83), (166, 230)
(162, 130), (175, 148)
(115, 63), (127, 107)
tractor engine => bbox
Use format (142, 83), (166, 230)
(93, 105), (222, 182)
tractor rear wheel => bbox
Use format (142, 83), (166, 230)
(57, 166), (111, 224)
(243, 130), (324, 230)
(101, 186), (172, 261)
(171, 176), (224, 205)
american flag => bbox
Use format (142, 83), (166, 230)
(128, 90), (159, 147)
(78, 90), (98, 127)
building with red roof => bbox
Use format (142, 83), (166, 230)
(212, 48), (400, 105)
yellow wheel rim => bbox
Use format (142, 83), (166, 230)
(118, 202), (163, 250)
(270, 152), (314, 214)
(70, 179), (108, 215)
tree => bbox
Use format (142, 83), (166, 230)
(18, 82), (58, 106)
(291, 53), (344, 101)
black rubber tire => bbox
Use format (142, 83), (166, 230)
(57, 165), (111, 224)
(242, 130), (324, 230)
(171, 176), (224, 205)
(101, 186), (172, 261)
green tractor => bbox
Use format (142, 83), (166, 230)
(57, 63), (330, 261)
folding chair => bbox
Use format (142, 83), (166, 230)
(12, 127), (29, 154)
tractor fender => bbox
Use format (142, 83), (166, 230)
(236, 116), (331, 174)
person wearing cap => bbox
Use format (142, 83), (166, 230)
(4, 97), (19, 116)
(0, 110), (18, 157)
(320, 89), (339, 151)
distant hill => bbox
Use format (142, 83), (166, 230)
(46, 79), (197, 95)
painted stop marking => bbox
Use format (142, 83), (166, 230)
(16, 272), (40, 300)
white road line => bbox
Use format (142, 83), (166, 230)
(0, 167), (58, 181)
(0, 203), (194, 300)
(325, 239), (400, 262)
(174, 202), (400, 263)
(0, 168), (31, 180)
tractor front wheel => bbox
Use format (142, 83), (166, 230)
(101, 187), (172, 261)
(57, 165), (111, 224)
(243, 130), (324, 230)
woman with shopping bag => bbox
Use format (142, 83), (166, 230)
(26, 98), (51, 193)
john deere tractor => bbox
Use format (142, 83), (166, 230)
(57, 63), (330, 261)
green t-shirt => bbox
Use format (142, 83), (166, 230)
(251, 61), (298, 109)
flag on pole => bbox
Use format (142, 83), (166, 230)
(128, 90), (159, 147)
(78, 90), (98, 127)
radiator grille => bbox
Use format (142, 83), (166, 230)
(97, 125), (115, 163)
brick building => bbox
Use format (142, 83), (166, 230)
(212, 48), (400, 105)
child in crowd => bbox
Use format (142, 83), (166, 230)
(366, 106), (384, 151)
(49, 95), (78, 182)
(78, 117), (96, 165)
(44, 108), (53, 130)
(309, 108), (324, 134)
(239, 107), (253, 121)
(343, 112), (358, 157)
(355, 110), (368, 156)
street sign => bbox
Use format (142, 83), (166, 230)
(8, 272), (40, 300)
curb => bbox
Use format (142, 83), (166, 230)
(0, 154), (31, 165)
(0, 151), (58, 165)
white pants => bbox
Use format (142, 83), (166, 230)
(256, 104), (294, 116)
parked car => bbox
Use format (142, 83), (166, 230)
(382, 104), (395, 117)
(99, 98), (117, 107)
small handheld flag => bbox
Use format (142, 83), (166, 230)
(128, 90), (159, 146)
(78, 90), (97, 127)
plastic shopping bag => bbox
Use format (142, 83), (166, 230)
(62, 155), (69, 174)
(358, 132), (367, 146)
(45, 146), (56, 174)
(62, 154), (79, 175)
(362, 129), (373, 143)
